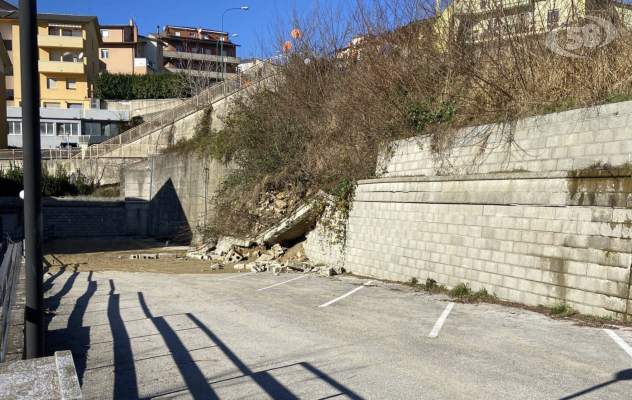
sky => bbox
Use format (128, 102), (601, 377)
(35, 0), (343, 59)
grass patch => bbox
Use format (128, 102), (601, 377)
(450, 283), (471, 297)
(90, 184), (120, 197)
(549, 303), (576, 317)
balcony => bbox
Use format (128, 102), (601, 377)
(165, 67), (237, 80)
(39, 60), (85, 75)
(134, 57), (156, 70)
(163, 50), (240, 65)
(455, 0), (531, 15)
(38, 35), (84, 49)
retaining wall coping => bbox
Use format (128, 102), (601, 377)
(358, 168), (632, 186)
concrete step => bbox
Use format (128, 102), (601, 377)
(0, 351), (82, 399)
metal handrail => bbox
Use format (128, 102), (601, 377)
(61, 60), (278, 163)
(0, 238), (23, 363)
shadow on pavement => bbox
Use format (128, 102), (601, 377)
(559, 369), (632, 400)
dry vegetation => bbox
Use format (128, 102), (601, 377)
(172, 0), (632, 238)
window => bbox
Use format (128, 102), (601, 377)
(6, 89), (13, 100)
(205, 48), (212, 55)
(175, 62), (182, 69)
(83, 121), (101, 136)
(203, 34), (209, 39)
(49, 27), (60, 36)
(101, 29), (109, 38)
(174, 31), (181, 36)
(47, 77), (57, 89)
(62, 29), (72, 37)
(66, 78), (76, 90)
(125, 31), (131, 41)
(40, 122), (55, 136)
(44, 102), (60, 108)
(176, 45), (183, 52)
(190, 32), (195, 37)
(101, 49), (109, 58)
(2, 39), (11, 51)
(547, 9), (559, 30)
(8, 121), (21, 135)
(192, 47), (198, 53)
(56, 122), (79, 136)
(68, 103), (83, 109)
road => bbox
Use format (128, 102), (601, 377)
(45, 268), (632, 399)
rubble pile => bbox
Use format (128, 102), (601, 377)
(186, 235), (345, 277)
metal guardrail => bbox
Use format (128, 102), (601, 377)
(0, 149), (82, 161)
(0, 238), (23, 363)
(62, 60), (278, 163)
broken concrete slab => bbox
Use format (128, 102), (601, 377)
(256, 254), (275, 263)
(216, 236), (254, 254)
(210, 264), (222, 270)
(140, 254), (158, 259)
(255, 201), (315, 246)
(129, 255), (139, 260)
(286, 260), (310, 272)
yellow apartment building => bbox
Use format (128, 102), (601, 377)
(436, 0), (632, 45)
(0, 11), (101, 110)
(0, 35), (11, 149)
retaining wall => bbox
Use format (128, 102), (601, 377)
(305, 101), (632, 319)
(0, 197), (148, 238)
(383, 101), (632, 177)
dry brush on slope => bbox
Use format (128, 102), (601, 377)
(171, 0), (632, 239)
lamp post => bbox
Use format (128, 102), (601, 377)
(216, 6), (248, 83)
(215, 33), (238, 81)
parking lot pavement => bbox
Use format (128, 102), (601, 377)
(44, 270), (632, 399)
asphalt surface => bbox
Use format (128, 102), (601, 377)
(44, 269), (632, 399)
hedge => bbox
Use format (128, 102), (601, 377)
(94, 72), (191, 100)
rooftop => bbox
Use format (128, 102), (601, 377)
(0, 10), (97, 24)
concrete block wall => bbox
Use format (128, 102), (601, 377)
(342, 172), (632, 319)
(383, 101), (632, 177)
(41, 198), (147, 238)
(304, 222), (346, 267)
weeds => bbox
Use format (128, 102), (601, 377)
(450, 283), (472, 297)
(549, 303), (577, 317)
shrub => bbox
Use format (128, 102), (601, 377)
(94, 72), (190, 100)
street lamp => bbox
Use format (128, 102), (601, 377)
(215, 33), (238, 82)
(216, 6), (248, 82)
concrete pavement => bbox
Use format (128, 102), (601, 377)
(44, 269), (632, 399)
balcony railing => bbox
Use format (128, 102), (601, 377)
(163, 50), (240, 64)
(39, 60), (84, 74)
(38, 34), (84, 49)
(455, 0), (531, 15)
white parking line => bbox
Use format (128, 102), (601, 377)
(428, 302), (455, 339)
(318, 281), (374, 308)
(257, 275), (307, 291)
(604, 329), (632, 359)
(218, 272), (256, 281)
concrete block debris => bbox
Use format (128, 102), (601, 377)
(256, 254), (275, 262)
(271, 243), (286, 257)
(210, 264), (223, 271)
(225, 249), (244, 264)
(158, 253), (177, 260)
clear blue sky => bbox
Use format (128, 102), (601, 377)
(36, 0), (339, 59)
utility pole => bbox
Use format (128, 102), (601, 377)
(19, 0), (44, 359)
